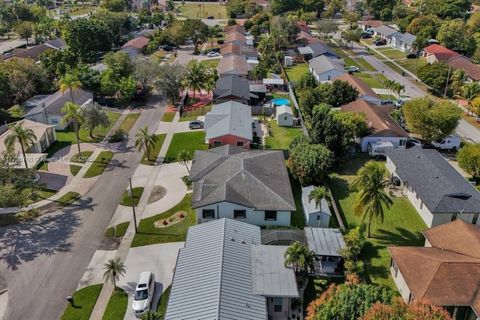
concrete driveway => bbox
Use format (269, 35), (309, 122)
(118, 242), (184, 320)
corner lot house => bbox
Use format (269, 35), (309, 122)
(165, 218), (299, 320)
(204, 101), (253, 149)
(389, 220), (480, 320)
(24, 89), (93, 130)
(308, 56), (345, 82)
(386, 147), (480, 227)
(340, 100), (408, 153)
(305, 227), (345, 276)
(189, 145), (296, 226)
(213, 75), (251, 104)
(275, 105), (294, 127)
(334, 74), (381, 104)
(302, 185), (332, 227)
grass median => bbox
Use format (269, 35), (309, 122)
(61, 284), (103, 320)
(84, 151), (114, 178)
(102, 288), (128, 320)
(141, 134), (166, 165)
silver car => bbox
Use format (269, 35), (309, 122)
(132, 271), (155, 317)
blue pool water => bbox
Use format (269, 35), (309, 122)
(272, 98), (290, 106)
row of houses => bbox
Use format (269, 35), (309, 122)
(359, 21), (417, 53)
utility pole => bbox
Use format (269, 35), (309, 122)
(444, 66), (451, 98)
(129, 178), (138, 233)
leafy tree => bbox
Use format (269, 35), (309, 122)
(310, 104), (348, 155)
(270, 16), (300, 49)
(59, 73), (81, 103)
(417, 62), (450, 95)
(40, 48), (77, 79)
(362, 297), (453, 320)
(155, 64), (186, 104)
(177, 149), (192, 174)
(14, 21), (33, 46)
(457, 143), (480, 180)
(296, 72), (318, 90)
(90, 9), (133, 45)
(343, 10), (359, 29)
(460, 82), (480, 115)
(134, 57), (160, 91)
(406, 14), (441, 36)
(350, 161), (393, 238)
(319, 80), (359, 107)
(402, 97), (461, 142)
(81, 103), (110, 139)
(135, 126), (158, 161)
(334, 111), (370, 143)
(423, 0), (471, 19)
(4, 123), (37, 169)
(185, 61), (207, 99)
(103, 257), (126, 290)
(100, 69), (119, 97)
(437, 19), (476, 56)
(366, 0), (396, 19)
(101, 0), (128, 12)
(340, 226), (366, 276)
(104, 51), (134, 78)
(342, 28), (362, 48)
(118, 76), (137, 101)
(316, 19), (338, 39)
(467, 11), (480, 34)
(288, 137), (334, 186)
(61, 102), (84, 154)
(284, 241), (315, 274)
(181, 19), (209, 54)
(450, 69), (468, 97)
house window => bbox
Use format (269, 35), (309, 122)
(265, 210), (277, 221)
(213, 141), (222, 147)
(273, 297), (282, 312)
(390, 258), (398, 277)
(202, 209), (215, 219)
(316, 215), (321, 221)
(451, 213), (458, 222)
(50, 118), (58, 124)
(284, 116), (288, 121)
(234, 210), (246, 219)
(399, 139), (406, 146)
(237, 141), (244, 147)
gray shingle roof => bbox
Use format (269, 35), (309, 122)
(204, 101), (253, 140)
(305, 227), (345, 257)
(373, 25), (399, 37)
(165, 218), (266, 320)
(386, 147), (480, 213)
(306, 42), (339, 58)
(308, 56), (345, 76)
(217, 54), (248, 76)
(214, 75), (250, 101)
(190, 145), (296, 211)
(301, 185), (331, 216)
(25, 89), (93, 117)
(251, 245), (299, 297)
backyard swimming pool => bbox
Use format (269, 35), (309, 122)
(272, 98), (290, 106)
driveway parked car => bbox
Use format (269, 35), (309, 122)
(374, 39), (386, 46)
(346, 66), (360, 73)
(132, 272), (155, 317)
(189, 120), (204, 129)
(207, 51), (220, 57)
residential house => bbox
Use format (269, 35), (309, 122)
(24, 88), (93, 130)
(8, 44), (49, 62)
(249, 84), (267, 102)
(389, 220), (480, 320)
(385, 146), (480, 227)
(302, 186), (332, 227)
(373, 25), (399, 40)
(204, 101), (253, 149)
(189, 145), (296, 226)
(275, 105), (294, 127)
(217, 55), (248, 77)
(298, 42), (339, 61)
(225, 31), (247, 45)
(308, 56), (345, 82)
(44, 38), (67, 51)
(221, 42), (258, 60)
(224, 24), (246, 34)
(423, 44), (460, 63)
(334, 74), (381, 104)
(447, 56), (480, 82)
(296, 30), (318, 45)
(390, 32), (416, 53)
(213, 75), (250, 104)
(359, 20), (384, 31)
(120, 36), (149, 58)
(340, 100), (408, 152)
(305, 227), (345, 276)
(0, 119), (56, 168)
(165, 218), (299, 320)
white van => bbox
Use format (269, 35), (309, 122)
(432, 135), (461, 151)
(132, 271), (156, 317)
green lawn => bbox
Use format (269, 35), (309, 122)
(180, 104), (212, 122)
(84, 151), (114, 178)
(118, 112), (141, 133)
(396, 58), (426, 75)
(70, 164), (82, 176)
(61, 284), (103, 320)
(141, 134), (166, 165)
(71, 151), (94, 163)
(376, 48), (407, 60)
(102, 289), (128, 320)
(105, 222), (130, 238)
(265, 119), (303, 150)
(344, 57), (362, 70)
(188, 59), (220, 69)
(355, 57), (376, 72)
(164, 131), (208, 162)
(156, 285), (171, 316)
(356, 73), (385, 89)
(120, 187), (144, 207)
(56, 191), (80, 207)
(285, 63), (309, 83)
(383, 60), (404, 75)
(329, 155), (427, 288)
(162, 112), (176, 122)
(178, 2), (227, 19)
(132, 194), (196, 247)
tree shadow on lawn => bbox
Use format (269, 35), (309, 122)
(332, 154), (372, 176)
(374, 227), (425, 247)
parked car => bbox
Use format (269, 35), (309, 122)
(189, 120), (204, 129)
(374, 39), (386, 46)
(207, 51), (220, 57)
(432, 135), (461, 151)
(406, 139), (422, 149)
(132, 272), (155, 317)
(162, 45), (174, 51)
(346, 66), (360, 73)
(361, 33), (372, 39)
(207, 15), (214, 19)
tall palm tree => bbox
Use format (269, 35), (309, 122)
(284, 241), (304, 272)
(177, 149), (192, 174)
(4, 122), (37, 169)
(59, 73), (81, 103)
(460, 82), (480, 115)
(61, 102), (84, 155)
(135, 126), (158, 161)
(141, 311), (162, 320)
(103, 257), (126, 290)
(450, 69), (467, 96)
(185, 62), (206, 99)
(308, 186), (330, 209)
(350, 161), (393, 238)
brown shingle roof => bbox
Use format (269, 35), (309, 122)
(358, 20), (384, 28)
(340, 100), (408, 137)
(220, 43), (257, 57)
(225, 31), (246, 44)
(122, 36), (149, 49)
(10, 44), (49, 61)
(423, 44), (460, 61)
(447, 56), (480, 81)
(217, 54), (248, 76)
(334, 74), (379, 99)
(224, 24), (246, 34)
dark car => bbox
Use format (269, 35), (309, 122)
(162, 45), (174, 51)
(97, 97), (114, 107)
(361, 33), (372, 39)
(374, 39), (386, 46)
(207, 16), (214, 19)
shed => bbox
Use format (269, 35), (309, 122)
(304, 227), (346, 275)
(275, 105), (294, 127)
(301, 185), (332, 227)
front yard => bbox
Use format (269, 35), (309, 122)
(102, 289), (128, 320)
(178, 2), (227, 19)
(61, 284), (103, 320)
(329, 155), (427, 288)
(164, 131), (208, 163)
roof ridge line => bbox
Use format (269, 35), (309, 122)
(217, 218), (227, 317)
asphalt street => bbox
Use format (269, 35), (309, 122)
(0, 96), (166, 320)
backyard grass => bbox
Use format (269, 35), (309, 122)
(329, 155), (427, 289)
(178, 2), (228, 19)
(141, 134), (166, 165)
(132, 194), (196, 247)
(188, 58), (220, 68)
(105, 222), (130, 238)
(120, 187), (144, 207)
(70, 164), (82, 176)
(164, 131), (208, 162)
(56, 191), (80, 207)
(285, 63), (309, 83)
(118, 112), (141, 133)
(156, 285), (171, 316)
(265, 119), (303, 150)
(356, 72), (386, 89)
(162, 112), (176, 122)
(102, 289), (128, 320)
(84, 151), (114, 178)
(61, 284), (103, 320)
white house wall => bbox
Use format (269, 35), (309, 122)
(276, 113), (293, 127)
(391, 267), (412, 302)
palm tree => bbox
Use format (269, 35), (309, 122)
(460, 82), (480, 115)
(141, 311), (162, 320)
(450, 69), (467, 96)
(308, 186), (330, 209)
(103, 257), (126, 290)
(59, 73), (81, 103)
(61, 102), (84, 155)
(393, 82), (405, 97)
(185, 62), (206, 99)
(4, 122), (37, 169)
(284, 241), (304, 272)
(135, 126), (158, 161)
(350, 161), (393, 238)
(177, 149), (192, 174)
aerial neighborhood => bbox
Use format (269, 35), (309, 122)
(1, 0), (480, 319)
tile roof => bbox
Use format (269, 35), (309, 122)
(340, 100), (408, 137)
(447, 56), (480, 81)
(217, 54), (248, 76)
(189, 145), (296, 211)
(121, 36), (149, 49)
(308, 56), (345, 76)
(305, 227), (345, 257)
(333, 74), (379, 99)
(204, 101), (253, 141)
(423, 44), (460, 61)
(214, 75), (250, 101)
(386, 147), (480, 213)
